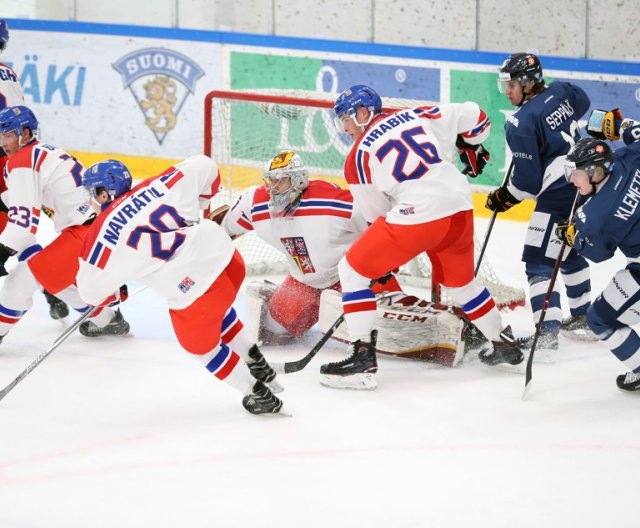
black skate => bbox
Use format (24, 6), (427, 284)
(478, 326), (524, 366)
(43, 290), (69, 320)
(463, 322), (489, 353)
(515, 329), (559, 364)
(616, 371), (640, 392)
(247, 345), (283, 393)
(320, 330), (378, 390)
(79, 309), (130, 337)
(242, 380), (287, 415)
(560, 314), (597, 342)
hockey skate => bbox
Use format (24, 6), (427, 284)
(560, 314), (597, 342)
(478, 326), (524, 366)
(242, 380), (288, 415)
(79, 309), (130, 337)
(320, 330), (378, 390)
(516, 328), (559, 364)
(463, 322), (488, 353)
(247, 344), (283, 393)
(616, 371), (640, 392)
(43, 290), (69, 320)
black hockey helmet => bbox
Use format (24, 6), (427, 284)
(565, 138), (612, 184)
(500, 53), (544, 84)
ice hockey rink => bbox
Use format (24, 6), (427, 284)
(0, 215), (638, 528)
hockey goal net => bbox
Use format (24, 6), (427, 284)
(204, 89), (525, 310)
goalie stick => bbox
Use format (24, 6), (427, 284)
(270, 291), (397, 375)
(0, 287), (146, 403)
(522, 191), (581, 399)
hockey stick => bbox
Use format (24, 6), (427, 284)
(0, 287), (145, 403)
(270, 291), (397, 375)
(0, 306), (98, 402)
(475, 160), (515, 276)
(522, 191), (581, 399)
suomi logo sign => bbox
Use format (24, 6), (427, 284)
(113, 48), (204, 144)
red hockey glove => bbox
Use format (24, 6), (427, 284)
(456, 135), (490, 178)
(100, 285), (129, 307)
(485, 186), (521, 212)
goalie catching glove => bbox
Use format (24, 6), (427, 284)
(456, 135), (490, 178)
(485, 186), (521, 212)
(555, 220), (576, 247)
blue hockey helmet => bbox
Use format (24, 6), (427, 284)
(0, 19), (8, 54)
(0, 105), (39, 138)
(334, 85), (382, 128)
(83, 160), (133, 201)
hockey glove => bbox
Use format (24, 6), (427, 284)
(0, 242), (17, 277)
(485, 186), (521, 212)
(456, 135), (490, 178)
(207, 203), (230, 225)
(555, 221), (576, 247)
(587, 108), (624, 141)
(100, 285), (129, 307)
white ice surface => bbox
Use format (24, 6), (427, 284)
(0, 217), (638, 528)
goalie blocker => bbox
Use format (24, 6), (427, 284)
(319, 289), (465, 368)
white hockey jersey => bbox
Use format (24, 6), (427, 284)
(0, 140), (94, 254)
(222, 180), (368, 289)
(344, 102), (490, 225)
(77, 155), (231, 310)
(0, 62), (24, 109)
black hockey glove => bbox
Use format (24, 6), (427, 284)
(555, 220), (576, 247)
(456, 135), (490, 178)
(485, 186), (521, 213)
(0, 242), (17, 277)
(622, 122), (640, 145)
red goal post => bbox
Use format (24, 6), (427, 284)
(204, 88), (525, 310)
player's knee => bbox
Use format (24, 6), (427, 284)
(338, 256), (370, 290)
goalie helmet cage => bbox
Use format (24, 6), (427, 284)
(204, 88), (525, 310)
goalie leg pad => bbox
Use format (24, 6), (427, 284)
(245, 280), (294, 346)
(319, 290), (465, 367)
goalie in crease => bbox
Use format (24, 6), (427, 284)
(217, 149), (403, 347)
(323, 84), (524, 390)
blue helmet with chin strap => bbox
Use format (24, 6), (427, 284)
(83, 160), (132, 201)
(334, 85), (382, 120)
(0, 105), (39, 138)
(0, 19), (9, 54)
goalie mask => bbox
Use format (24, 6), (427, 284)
(264, 151), (309, 217)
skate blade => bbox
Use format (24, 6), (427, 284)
(319, 373), (377, 390)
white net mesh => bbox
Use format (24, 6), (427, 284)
(205, 89), (525, 309)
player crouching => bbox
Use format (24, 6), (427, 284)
(76, 156), (287, 415)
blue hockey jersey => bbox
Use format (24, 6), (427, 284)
(506, 82), (590, 199)
(574, 141), (640, 262)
